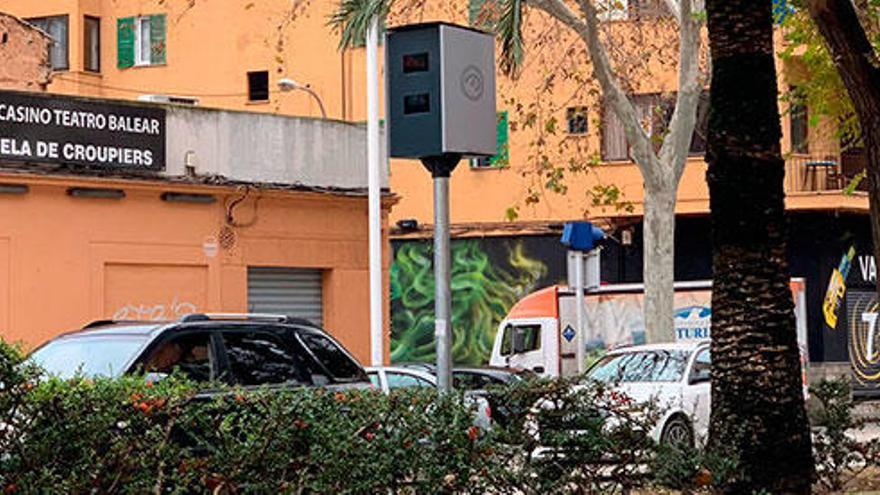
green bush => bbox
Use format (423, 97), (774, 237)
(1, 339), (689, 494)
(810, 378), (880, 493)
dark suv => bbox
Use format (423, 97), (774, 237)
(29, 314), (370, 389)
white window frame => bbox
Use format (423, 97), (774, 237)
(134, 16), (152, 66)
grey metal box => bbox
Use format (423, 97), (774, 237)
(387, 22), (496, 159)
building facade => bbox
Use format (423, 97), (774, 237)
(0, 89), (391, 364)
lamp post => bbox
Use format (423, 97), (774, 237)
(277, 78), (328, 119)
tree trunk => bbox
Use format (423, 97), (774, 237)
(643, 177), (676, 343)
(705, 0), (814, 493)
(807, 0), (880, 302)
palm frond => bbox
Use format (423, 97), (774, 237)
(496, 0), (526, 78)
(328, 0), (392, 50)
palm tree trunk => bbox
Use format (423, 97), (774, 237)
(704, 0), (814, 493)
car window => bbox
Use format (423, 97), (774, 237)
(368, 372), (381, 388)
(221, 330), (311, 386)
(453, 372), (494, 390)
(501, 324), (541, 356)
(30, 335), (149, 379)
(588, 350), (690, 383)
(297, 330), (367, 382)
(690, 348), (711, 382)
(386, 372), (432, 389)
(145, 332), (214, 382)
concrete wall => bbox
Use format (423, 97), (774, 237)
(0, 13), (51, 91)
(165, 105), (387, 189)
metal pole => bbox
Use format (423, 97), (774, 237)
(367, 16), (383, 367)
(575, 252), (586, 374)
(434, 176), (452, 391)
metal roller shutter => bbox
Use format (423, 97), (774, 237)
(247, 267), (323, 327)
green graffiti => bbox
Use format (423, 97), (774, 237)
(390, 239), (548, 365)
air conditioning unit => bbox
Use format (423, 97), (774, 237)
(138, 94), (200, 106)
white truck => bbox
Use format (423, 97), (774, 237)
(489, 279), (808, 377)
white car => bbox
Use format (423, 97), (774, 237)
(366, 366), (493, 431)
(586, 340), (711, 447)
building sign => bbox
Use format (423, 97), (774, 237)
(0, 91), (165, 170)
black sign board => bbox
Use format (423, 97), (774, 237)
(0, 91), (165, 171)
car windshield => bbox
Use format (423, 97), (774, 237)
(588, 350), (690, 383)
(30, 335), (150, 379)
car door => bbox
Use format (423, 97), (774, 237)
(217, 327), (314, 390)
(497, 321), (548, 374)
(683, 346), (712, 443)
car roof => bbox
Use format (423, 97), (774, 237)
(607, 340), (709, 354)
(365, 366), (437, 381)
(42, 315), (327, 345)
(53, 322), (167, 339)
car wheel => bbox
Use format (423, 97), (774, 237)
(660, 415), (693, 449)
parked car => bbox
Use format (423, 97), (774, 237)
(29, 314), (371, 390)
(396, 362), (533, 390)
(365, 366), (492, 431)
(585, 340), (711, 447)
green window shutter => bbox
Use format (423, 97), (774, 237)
(491, 111), (509, 166)
(150, 14), (166, 65)
(117, 17), (135, 68)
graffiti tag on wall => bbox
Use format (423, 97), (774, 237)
(112, 297), (198, 321)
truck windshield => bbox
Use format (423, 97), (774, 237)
(30, 335), (149, 379)
(588, 350), (690, 383)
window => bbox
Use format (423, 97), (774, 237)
(144, 332), (214, 382)
(690, 348), (711, 383)
(588, 350), (690, 383)
(247, 71), (270, 102)
(27, 16), (69, 70)
(221, 330), (311, 386)
(566, 106), (588, 135)
(790, 95), (808, 154)
(84, 16), (100, 73)
(500, 324), (541, 356)
(453, 371), (498, 390)
(471, 111), (509, 169)
(601, 92), (709, 161)
(30, 334), (150, 379)
(386, 372), (432, 389)
(297, 330), (367, 382)
(117, 15), (165, 68)
(368, 372), (381, 388)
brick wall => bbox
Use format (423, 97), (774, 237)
(0, 13), (50, 91)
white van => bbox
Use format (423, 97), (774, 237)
(489, 279), (808, 377)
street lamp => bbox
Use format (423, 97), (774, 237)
(278, 78), (327, 119)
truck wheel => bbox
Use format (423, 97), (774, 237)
(660, 415), (693, 449)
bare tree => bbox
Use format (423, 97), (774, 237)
(334, 0), (706, 344)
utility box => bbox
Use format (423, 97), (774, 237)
(386, 22), (497, 159)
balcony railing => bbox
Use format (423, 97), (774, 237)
(784, 152), (866, 194)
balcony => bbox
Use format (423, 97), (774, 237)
(785, 152), (867, 194)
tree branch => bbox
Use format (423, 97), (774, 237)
(531, 0), (659, 182)
(659, 0), (702, 184)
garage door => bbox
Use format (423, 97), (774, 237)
(247, 267), (323, 327)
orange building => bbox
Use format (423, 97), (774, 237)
(0, 86), (392, 364)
